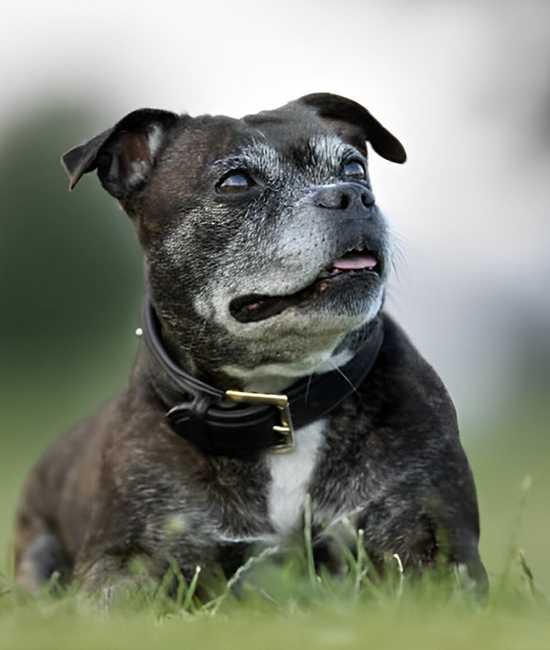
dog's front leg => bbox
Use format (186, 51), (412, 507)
(312, 502), (488, 601)
(71, 491), (223, 601)
(75, 536), (223, 604)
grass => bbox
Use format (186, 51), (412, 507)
(1, 383), (550, 649)
(1, 535), (549, 650)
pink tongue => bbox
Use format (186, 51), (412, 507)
(332, 253), (377, 271)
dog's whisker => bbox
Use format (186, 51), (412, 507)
(326, 359), (360, 396)
(389, 229), (409, 287)
(305, 373), (314, 404)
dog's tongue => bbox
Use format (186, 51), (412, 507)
(331, 252), (378, 271)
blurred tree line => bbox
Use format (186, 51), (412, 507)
(0, 106), (143, 446)
(1, 98), (548, 454)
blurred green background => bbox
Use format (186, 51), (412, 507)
(0, 107), (144, 573)
(0, 105), (549, 598)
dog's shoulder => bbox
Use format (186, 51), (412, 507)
(374, 313), (458, 423)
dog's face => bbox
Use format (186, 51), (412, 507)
(63, 94), (406, 389)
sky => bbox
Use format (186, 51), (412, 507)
(2, 0), (550, 426)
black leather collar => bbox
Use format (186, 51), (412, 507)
(142, 296), (384, 457)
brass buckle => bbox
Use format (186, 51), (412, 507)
(225, 390), (295, 453)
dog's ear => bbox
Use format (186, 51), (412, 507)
(297, 93), (406, 164)
(61, 109), (180, 198)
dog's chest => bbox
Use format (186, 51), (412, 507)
(266, 420), (326, 535)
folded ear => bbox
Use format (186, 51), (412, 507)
(297, 93), (406, 164)
(61, 108), (180, 198)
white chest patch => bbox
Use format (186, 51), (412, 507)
(266, 420), (326, 535)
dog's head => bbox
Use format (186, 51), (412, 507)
(63, 94), (406, 390)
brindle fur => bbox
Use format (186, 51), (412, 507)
(14, 94), (487, 598)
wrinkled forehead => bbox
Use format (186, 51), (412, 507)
(190, 105), (357, 158)
(148, 109), (364, 206)
(190, 110), (360, 174)
(242, 106), (363, 167)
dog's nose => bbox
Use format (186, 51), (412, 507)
(314, 183), (376, 211)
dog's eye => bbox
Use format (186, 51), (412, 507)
(343, 160), (367, 181)
(217, 170), (255, 194)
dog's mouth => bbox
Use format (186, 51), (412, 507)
(229, 246), (381, 323)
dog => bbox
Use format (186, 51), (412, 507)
(14, 93), (487, 600)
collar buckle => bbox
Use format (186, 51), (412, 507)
(226, 389), (295, 453)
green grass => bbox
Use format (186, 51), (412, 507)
(1, 600), (545, 650)
(1, 389), (550, 649)
(1, 543), (549, 650)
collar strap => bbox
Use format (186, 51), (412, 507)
(142, 296), (383, 457)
